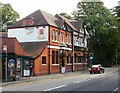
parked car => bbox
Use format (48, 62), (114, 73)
(89, 64), (104, 74)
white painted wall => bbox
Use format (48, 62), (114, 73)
(8, 26), (49, 42)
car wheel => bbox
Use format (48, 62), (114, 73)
(103, 70), (104, 73)
(90, 72), (92, 74)
(98, 71), (101, 74)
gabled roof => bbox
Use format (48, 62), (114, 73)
(10, 10), (58, 28)
(9, 9), (82, 32)
(71, 21), (84, 32)
(55, 14), (78, 31)
(9, 9), (87, 34)
(20, 41), (48, 59)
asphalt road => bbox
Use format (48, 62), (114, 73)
(2, 67), (119, 93)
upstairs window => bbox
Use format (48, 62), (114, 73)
(68, 34), (71, 44)
(52, 30), (55, 41)
(67, 34), (69, 44)
(60, 32), (64, 43)
(67, 34), (71, 44)
(52, 30), (58, 42)
(78, 38), (81, 46)
(55, 31), (58, 41)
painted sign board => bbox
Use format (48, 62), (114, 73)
(23, 70), (30, 76)
(61, 67), (66, 73)
(8, 26), (49, 42)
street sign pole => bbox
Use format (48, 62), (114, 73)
(3, 46), (8, 82)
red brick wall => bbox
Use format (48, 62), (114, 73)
(15, 39), (25, 55)
(34, 45), (48, 75)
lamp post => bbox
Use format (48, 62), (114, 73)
(3, 45), (8, 82)
(72, 30), (75, 72)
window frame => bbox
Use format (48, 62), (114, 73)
(42, 56), (46, 64)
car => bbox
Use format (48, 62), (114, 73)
(89, 64), (104, 74)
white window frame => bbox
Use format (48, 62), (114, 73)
(55, 31), (58, 42)
(60, 32), (64, 43)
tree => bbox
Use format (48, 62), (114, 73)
(59, 12), (73, 19)
(72, 0), (118, 66)
(0, 2), (20, 31)
(111, 4), (120, 64)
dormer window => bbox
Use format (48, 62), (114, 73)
(22, 17), (34, 26)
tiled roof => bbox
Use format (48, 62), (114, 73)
(55, 14), (78, 31)
(9, 9), (83, 32)
(20, 41), (48, 59)
(0, 37), (25, 55)
(10, 10), (58, 28)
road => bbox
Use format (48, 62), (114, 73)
(2, 67), (119, 93)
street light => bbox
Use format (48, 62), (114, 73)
(3, 45), (8, 82)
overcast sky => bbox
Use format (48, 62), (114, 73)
(1, 0), (119, 19)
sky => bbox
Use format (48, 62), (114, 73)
(1, 0), (120, 19)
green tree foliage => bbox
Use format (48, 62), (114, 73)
(111, 4), (120, 64)
(73, 0), (119, 66)
(0, 2), (20, 31)
(59, 12), (73, 19)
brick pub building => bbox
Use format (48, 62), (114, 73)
(8, 10), (89, 76)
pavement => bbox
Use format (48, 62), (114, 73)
(1, 69), (120, 93)
(1, 70), (88, 87)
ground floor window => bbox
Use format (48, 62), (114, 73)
(42, 56), (46, 64)
(52, 50), (59, 64)
(74, 53), (77, 63)
(67, 56), (71, 63)
(78, 56), (82, 63)
(70, 56), (73, 63)
(56, 51), (58, 64)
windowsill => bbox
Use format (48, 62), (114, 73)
(74, 63), (83, 65)
(42, 64), (47, 65)
(67, 64), (72, 65)
(52, 64), (59, 66)
(52, 40), (59, 43)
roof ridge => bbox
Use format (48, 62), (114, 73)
(40, 9), (58, 27)
(39, 9), (49, 25)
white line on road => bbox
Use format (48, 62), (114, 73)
(112, 87), (119, 93)
(73, 73), (107, 84)
(43, 85), (67, 91)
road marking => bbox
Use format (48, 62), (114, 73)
(43, 85), (67, 91)
(112, 87), (119, 93)
(73, 78), (92, 84)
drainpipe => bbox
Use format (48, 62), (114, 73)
(48, 25), (51, 74)
(72, 30), (74, 72)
